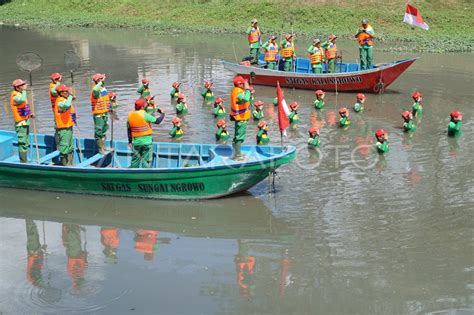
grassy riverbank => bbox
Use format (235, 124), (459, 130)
(0, 0), (472, 52)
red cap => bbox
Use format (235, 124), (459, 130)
(411, 91), (422, 99)
(375, 129), (387, 138)
(254, 100), (264, 107)
(177, 93), (186, 101)
(289, 101), (298, 109)
(108, 92), (117, 99)
(356, 93), (366, 100)
(309, 127), (319, 135)
(55, 84), (69, 93)
(216, 119), (226, 127)
(258, 120), (268, 128)
(401, 111), (412, 119)
(338, 107), (348, 115)
(233, 76), (247, 86)
(450, 111), (463, 118)
(315, 89), (325, 96)
(285, 33), (293, 40)
(172, 81), (181, 89)
(172, 117), (181, 125)
(142, 78), (150, 84)
(204, 81), (212, 89)
(135, 98), (147, 110)
(92, 73), (106, 82)
(50, 72), (61, 81)
(214, 97), (224, 104)
(12, 79), (27, 88)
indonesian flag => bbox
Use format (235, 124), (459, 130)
(277, 81), (290, 135)
(403, 4), (429, 30)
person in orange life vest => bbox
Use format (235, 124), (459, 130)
(262, 35), (279, 70)
(355, 18), (375, 70)
(246, 18), (261, 65)
(54, 84), (76, 166)
(137, 78), (151, 99)
(322, 34), (338, 73)
(100, 227), (120, 263)
(134, 229), (159, 261)
(10, 79), (35, 163)
(91, 73), (110, 154)
(234, 240), (256, 299)
(230, 76), (252, 159)
(170, 81), (181, 100)
(26, 219), (44, 287)
(281, 33), (295, 72)
(62, 224), (87, 289)
(307, 38), (324, 74)
(49, 72), (62, 111)
(127, 98), (165, 168)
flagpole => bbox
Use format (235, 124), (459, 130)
(280, 131), (283, 146)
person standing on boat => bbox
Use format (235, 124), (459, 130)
(262, 35), (279, 70)
(246, 19), (261, 65)
(10, 79), (35, 163)
(355, 19), (375, 70)
(322, 34), (338, 73)
(230, 76), (252, 159)
(127, 98), (165, 168)
(55, 84), (76, 166)
(49, 73), (62, 110)
(281, 34), (295, 72)
(307, 39), (324, 74)
(137, 78), (151, 99)
(91, 73), (110, 154)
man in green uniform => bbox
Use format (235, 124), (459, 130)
(91, 73), (110, 154)
(448, 111), (463, 137)
(262, 35), (279, 70)
(307, 38), (324, 74)
(201, 81), (215, 103)
(170, 81), (181, 100)
(314, 90), (325, 109)
(213, 97), (226, 119)
(176, 93), (188, 115)
(246, 19), (261, 65)
(281, 34), (295, 72)
(230, 76), (252, 159)
(215, 119), (230, 142)
(288, 101), (300, 124)
(338, 107), (351, 127)
(375, 129), (389, 154)
(256, 121), (270, 145)
(127, 99), (165, 168)
(252, 100), (265, 121)
(353, 93), (366, 113)
(401, 111), (416, 132)
(411, 91), (423, 117)
(169, 117), (184, 139)
(307, 128), (320, 148)
(355, 19), (375, 70)
(10, 79), (35, 163)
(55, 84), (76, 166)
(321, 34), (338, 73)
(137, 78), (151, 99)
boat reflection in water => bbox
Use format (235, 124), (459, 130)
(1, 188), (292, 313)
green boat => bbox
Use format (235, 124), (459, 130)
(0, 130), (295, 199)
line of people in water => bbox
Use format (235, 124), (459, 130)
(8, 72), (463, 167)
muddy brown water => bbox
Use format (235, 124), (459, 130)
(0, 26), (473, 314)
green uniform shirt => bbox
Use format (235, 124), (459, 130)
(128, 112), (157, 146)
(169, 126), (183, 138)
(213, 106), (226, 119)
(216, 127), (230, 141)
(308, 135), (320, 147)
(170, 87), (179, 98)
(257, 129), (270, 145)
(314, 99), (325, 109)
(137, 85), (151, 99)
(412, 102), (423, 116)
(50, 81), (60, 98)
(246, 27), (261, 49)
(176, 101), (188, 115)
(339, 117), (350, 127)
(448, 120), (462, 136)
(403, 120), (416, 132)
(353, 102), (364, 113)
(252, 109), (264, 121)
(201, 88), (214, 101)
(376, 140), (389, 154)
(289, 111), (299, 124)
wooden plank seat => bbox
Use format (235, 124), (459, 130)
(39, 150), (60, 164)
(76, 152), (112, 168)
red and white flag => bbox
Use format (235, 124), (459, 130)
(276, 81), (290, 136)
(403, 4), (429, 30)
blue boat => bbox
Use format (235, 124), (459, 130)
(0, 130), (295, 199)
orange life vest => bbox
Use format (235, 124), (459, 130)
(100, 228), (120, 248)
(128, 110), (153, 138)
(281, 42), (294, 58)
(27, 254), (43, 286)
(10, 90), (31, 123)
(67, 255), (87, 287)
(54, 96), (76, 129)
(310, 47), (324, 64)
(357, 24), (374, 46)
(247, 27), (261, 44)
(264, 43), (278, 61)
(90, 87), (110, 115)
(230, 87), (251, 121)
(134, 230), (158, 254)
(325, 42), (337, 60)
(236, 256), (255, 290)
(49, 82), (59, 111)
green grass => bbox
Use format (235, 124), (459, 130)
(0, 0), (472, 52)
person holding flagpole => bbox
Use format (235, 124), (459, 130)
(355, 19), (375, 70)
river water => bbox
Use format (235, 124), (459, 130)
(0, 26), (473, 314)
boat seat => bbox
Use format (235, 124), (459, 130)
(347, 64), (360, 72)
(39, 150), (60, 164)
(296, 58), (311, 73)
(76, 152), (111, 167)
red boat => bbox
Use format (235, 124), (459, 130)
(223, 56), (417, 93)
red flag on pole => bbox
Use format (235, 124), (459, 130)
(403, 4), (429, 30)
(277, 81), (290, 135)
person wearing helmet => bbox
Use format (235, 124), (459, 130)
(375, 129), (388, 154)
(91, 73), (111, 154)
(256, 121), (270, 145)
(170, 81), (181, 100)
(307, 128), (320, 148)
(246, 19), (261, 65)
(144, 95), (157, 116)
(411, 91), (423, 117)
(169, 117), (184, 139)
(49, 72), (62, 111)
(281, 33), (295, 72)
(252, 100), (265, 121)
(288, 101), (300, 125)
(353, 93), (366, 113)
(175, 93), (188, 115)
(215, 119), (230, 142)
(307, 38), (324, 74)
(262, 35), (279, 70)
(54, 84), (76, 166)
(355, 18), (375, 70)
(338, 107), (350, 127)
(321, 34), (338, 73)
(201, 81), (215, 103)
(127, 98), (165, 168)
(249, 86), (256, 107)
(10, 79), (35, 162)
(213, 97), (226, 119)
(137, 78), (151, 100)
(314, 90), (325, 110)
(230, 76), (252, 159)
(448, 111), (463, 137)
(401, 111), (416, 132)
